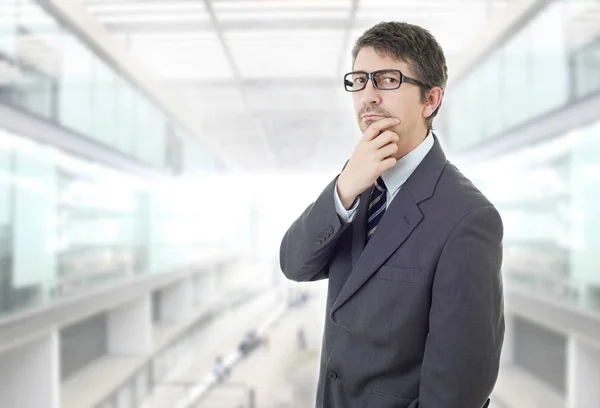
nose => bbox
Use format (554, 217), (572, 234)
(360, 78), (382, 105)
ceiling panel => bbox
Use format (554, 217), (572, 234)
(244, 84), (349, 112)
(354, 0), (512, 55)
(128, 32), (233, 80)
(226, 29), (346, 78)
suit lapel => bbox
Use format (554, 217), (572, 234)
(331, 187), (423, 315)
(331, 134), (448, 316)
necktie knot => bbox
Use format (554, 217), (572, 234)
(374, 176), (387, 192)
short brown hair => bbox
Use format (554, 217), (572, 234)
(352, 21), (448, 130)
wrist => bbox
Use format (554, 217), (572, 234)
(336, 174), (359, 210)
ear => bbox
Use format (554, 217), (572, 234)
(422, 87), (443, 119)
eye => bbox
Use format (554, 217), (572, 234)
(383, 76), (398, 84)
(354, 77), (366, 84)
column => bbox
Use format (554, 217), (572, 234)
(567, 337), (600, 408)
(107, 295), (152, 355)
(160, 278), (194, 322)
(0, 332), (60, 408)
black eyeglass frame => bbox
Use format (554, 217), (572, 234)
(343, 69), (426, 92)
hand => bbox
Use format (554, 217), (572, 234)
(337, 118), (400, 209)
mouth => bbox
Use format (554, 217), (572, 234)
(361, 114), (387, 120)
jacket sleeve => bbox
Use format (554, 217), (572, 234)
(279, 176), (353, 282)
(417, 205), (504, 408)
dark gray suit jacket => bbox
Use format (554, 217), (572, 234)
(280, 135), (503, 408)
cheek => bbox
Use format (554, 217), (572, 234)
(352, 96), (362, 114)
(393, 94), (421, 119)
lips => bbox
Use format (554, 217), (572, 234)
(362, 114), (386, 119)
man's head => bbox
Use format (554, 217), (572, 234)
(348, 22), (447, 154)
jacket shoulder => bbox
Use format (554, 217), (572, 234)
(434, 161), (500, 221)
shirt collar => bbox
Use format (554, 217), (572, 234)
(380, 131), (434, 195)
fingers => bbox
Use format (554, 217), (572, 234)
(371, 130), (400, 149)
(362, 118), (400, 141)
(378, 157), (397, 173)
(377, 142), (399, 159)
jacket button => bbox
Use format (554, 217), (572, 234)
(328, 371), (338, 381)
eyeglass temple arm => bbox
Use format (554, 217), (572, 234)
(402, 76), (426, 87)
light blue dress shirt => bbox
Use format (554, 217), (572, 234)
(334, 132), (434, 223)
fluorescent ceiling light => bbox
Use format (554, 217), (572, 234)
(357, 10), (486, 20)
(87, 2), (205, 14)
(226, 29), (345, 39)
(218, 10), (349, 21)
(130, 32), (212, 41)
(214, 0), (350, 11)
(360, 0), (501, 7)
(97, 12), (210, 23)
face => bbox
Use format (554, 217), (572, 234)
(352, 47), (429, 156)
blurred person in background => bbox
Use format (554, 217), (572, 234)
(212, 355), (229, 383)
(280, 21), (503, 408)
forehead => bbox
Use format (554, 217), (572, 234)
(353, 47), (414, 76)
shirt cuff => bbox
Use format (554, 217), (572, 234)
(334, 181), (360, 223)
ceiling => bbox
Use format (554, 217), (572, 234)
(81, 0), (517, 173)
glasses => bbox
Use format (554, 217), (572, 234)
(344, 69), (426, 92)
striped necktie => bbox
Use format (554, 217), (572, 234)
(367, 176), (387, 241)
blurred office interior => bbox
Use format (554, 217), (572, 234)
(1, 0), (600, 407)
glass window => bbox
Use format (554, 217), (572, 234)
(13, 0), (61, 119)
(463, 65), (484, 146)
(12, 136), (57, 298)
(115, 78), (136, 155)
(134, 97), (160, 165)
(0, 126), (156, 318)
(56, 160), (147, 295)
(0, 0), (17, 58)
(91, 58), (117, 146)
(573, 38), (600, 99)
(529, 1), (569, 117)
(466, 118), (600, 313)
(568, 119), (600, 309)
(138, 102), (161, 167)
(59, 35), (93, 136)
(502, 24), (531, 129)
(480, 50), (504, 139)
(2, 0), (219, 173)
(0, 129), (14, 314)
(0, 0), (19, 107)
(10, 65), (54, 118)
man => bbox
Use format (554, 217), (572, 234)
(280, 22), (503, 408)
